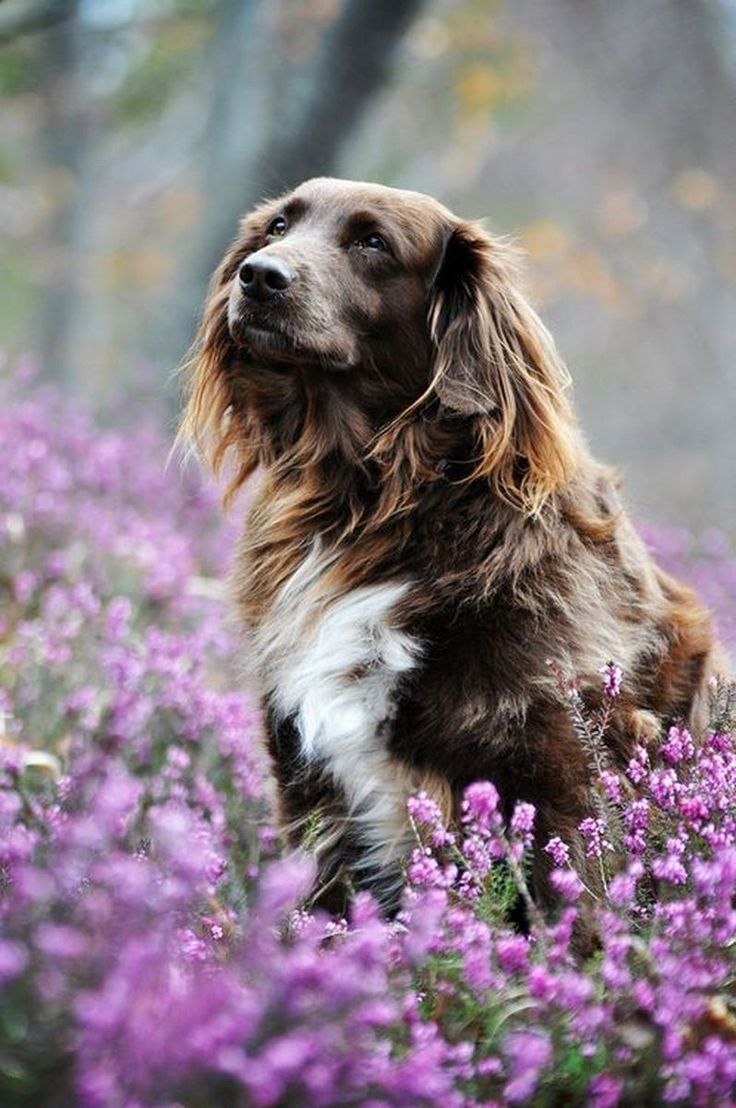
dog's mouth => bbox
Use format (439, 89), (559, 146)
(228, 303), (353, 370)
(228, 306), (303, 360)
(241, 322), (298, 357)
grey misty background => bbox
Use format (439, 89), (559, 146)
(1, 0), (735, 534)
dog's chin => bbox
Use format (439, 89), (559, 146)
(238, 321), (301, 362)
(228, 313), (352, 370)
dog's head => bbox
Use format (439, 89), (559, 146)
(226, 178), (444, 376)
(180, 177), (578, 514)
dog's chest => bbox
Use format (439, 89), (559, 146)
(252, 544), (420, 842)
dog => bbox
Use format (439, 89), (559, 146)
(180, 176), (726, 926)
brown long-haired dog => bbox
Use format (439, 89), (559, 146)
(180, 177), (727, 928)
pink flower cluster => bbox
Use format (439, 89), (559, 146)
(1, 364), (735, 1106)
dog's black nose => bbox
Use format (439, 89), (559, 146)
(239, 255), (294, 300)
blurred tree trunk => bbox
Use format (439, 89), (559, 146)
(0, 0), (74, 45)
(161, 0), (426, 375)
(37, 0), (95, 383)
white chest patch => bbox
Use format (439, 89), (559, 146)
(254, 542), (422, 866)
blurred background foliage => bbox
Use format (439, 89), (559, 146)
(0, 0), (734, 531)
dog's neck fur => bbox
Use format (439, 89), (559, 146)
(247, 361), (436, 495)
(235, 361), (568, 631)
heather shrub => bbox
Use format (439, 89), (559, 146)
(1, 362), (735, 1106)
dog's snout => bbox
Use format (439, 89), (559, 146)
(239, 255), (295, 300)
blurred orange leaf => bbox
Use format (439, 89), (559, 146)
(671, 169), (719, 211)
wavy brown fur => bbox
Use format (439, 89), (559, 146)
(179, 177), (727, 942)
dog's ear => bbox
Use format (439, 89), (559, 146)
(177, 239), (248, 492)
(427, 221), (579, 512)
(428, 222), (503, 415)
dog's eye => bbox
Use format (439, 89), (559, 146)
(266, 216), (287, 237)
(356, 232), (390, 253)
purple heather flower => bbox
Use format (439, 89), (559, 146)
(544, 835), (571, 867)
(652, 852), (688, 885)
(462, 780), (501, 829)
(608, 862), (643, 907)
(648, 767), (681, 810)
(2, 368), (736, 1106)
(407, 790), (455, 847)
(579, 816), (614, 859)
(407, 790), (443, 826)
(495, 934), (530, 974)
(0, 939), (29, 981)
(550, 866), (584, 902)
(589, 1073), (623, 1107)
(600, 660), (623, 698)
(600, 768), (624, 803)
(503, 1029), (552, 1103)
(626, 744), (649, 784)
(661, 723), (695, 765)
(510, 801), (536, 846)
